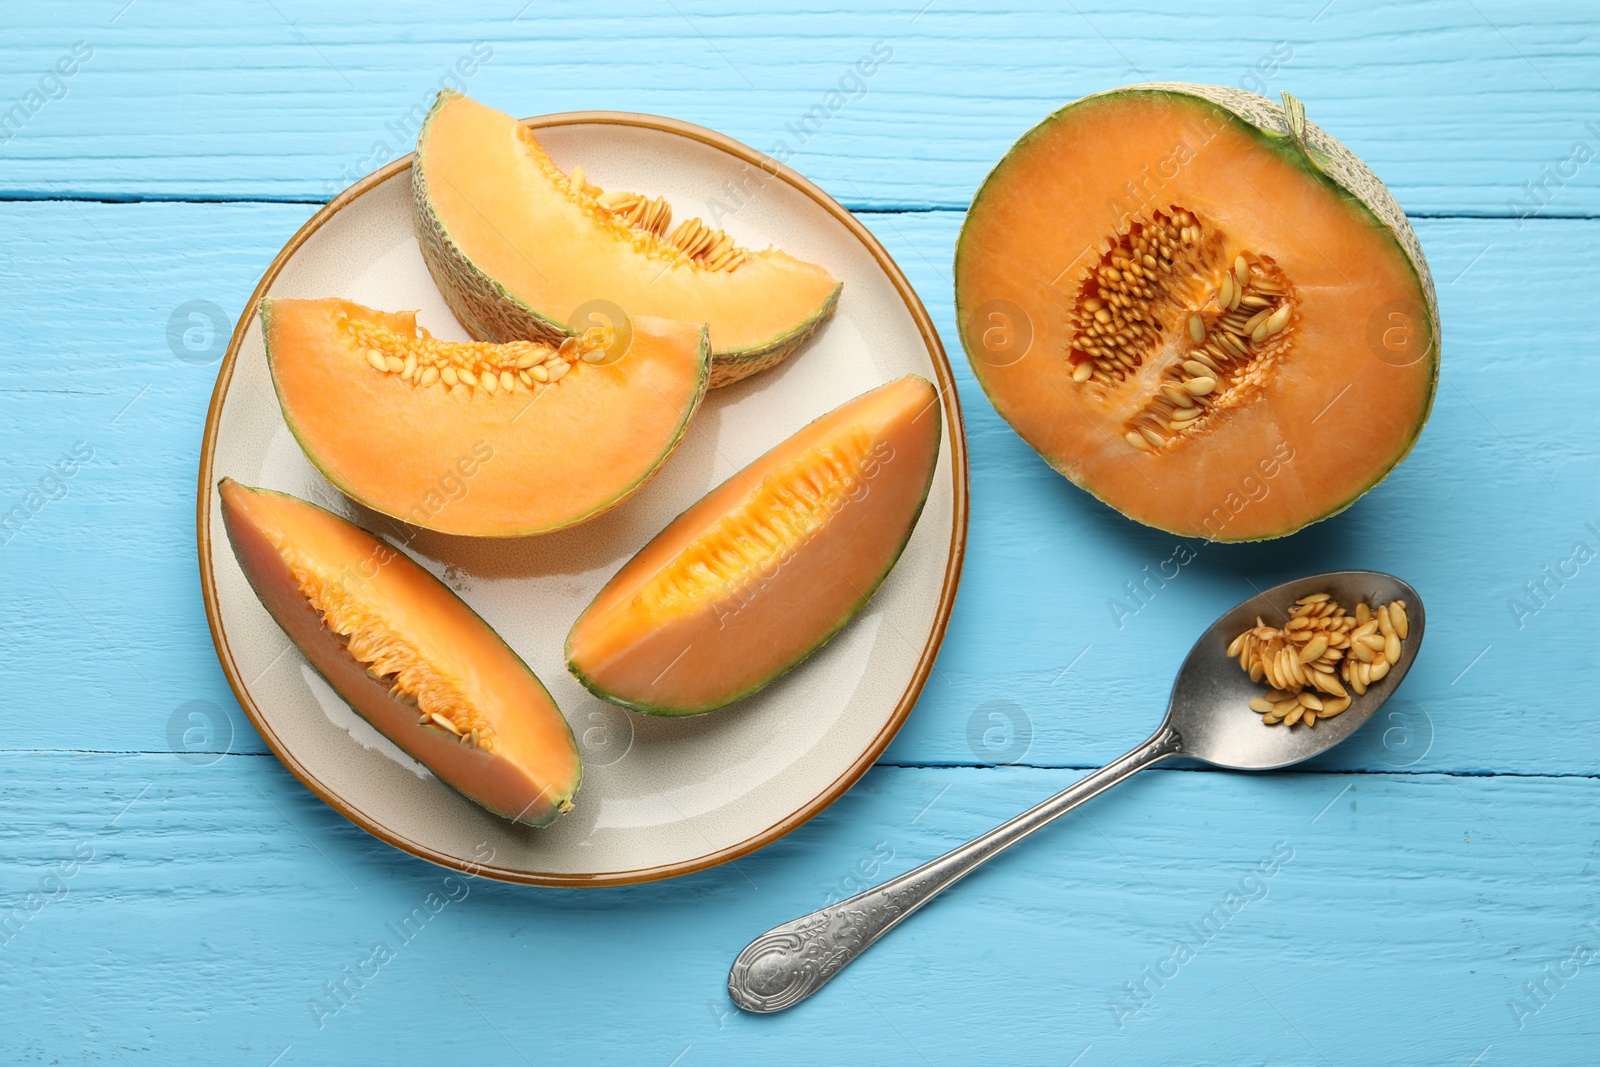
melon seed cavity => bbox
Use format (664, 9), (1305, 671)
(1225, 592), (1410, 728)
(567, 163), (751, 273)
(1065, 206), (1295, 452)
(342, 308), (615, 398)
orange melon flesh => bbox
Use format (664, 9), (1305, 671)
(264, 297), (708, 537)
(955, 89), (1437, 540)
(566, 376), (941, 715)
(415, 91), (841, 375)
(218, 480), (581, 825)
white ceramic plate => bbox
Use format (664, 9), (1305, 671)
(198, 113), (967, 886)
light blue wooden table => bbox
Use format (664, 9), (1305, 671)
(4, 2), (1596, 1063)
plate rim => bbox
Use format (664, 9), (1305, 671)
(195, 109), (970, 887)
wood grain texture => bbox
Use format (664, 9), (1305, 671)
(0, 202), (1590, 773)
(2, 755), (1596, 1065)
(2, 4), (1597, 1061)
(1, 1), (1597, 214)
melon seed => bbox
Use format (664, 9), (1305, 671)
(1067, 205), (1299, 453)
(366, 350), (388, 373)
(1162, 384), (1195, 407)
(1229, 593), (1408, 728)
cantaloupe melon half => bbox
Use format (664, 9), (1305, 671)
(264, 297), (708, 537)
(413, 91), (841, 388)
(219, 480), (581, 826)
(954, 86), (1440, 541)
(566, 376), (942, 716)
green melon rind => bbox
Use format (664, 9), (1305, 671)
(412, 90), (841, 390)
(563, 376), (943, 716)
(260, 298), (713, 538)
(953, 83), (1441, 543)
(218, 480), (582, 826)
(707, 281), (842, 389)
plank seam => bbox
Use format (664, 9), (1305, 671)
(0, 750), (1594, 779)
(0, 193), (1596, 223)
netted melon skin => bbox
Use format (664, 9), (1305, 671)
(955, 84), (1442, 541)
(411, 108), (841, 390)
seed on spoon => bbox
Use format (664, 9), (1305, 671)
(1230, 592), (1409, 728)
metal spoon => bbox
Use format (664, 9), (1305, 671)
(728, 570), (1424, 1012)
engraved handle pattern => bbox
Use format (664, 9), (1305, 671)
(728, 864), (947, 1012)
(728, 725), (1182, 1013)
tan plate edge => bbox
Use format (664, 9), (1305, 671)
(195, 110), (970, 888)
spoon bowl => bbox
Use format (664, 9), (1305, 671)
(728, 571), (1425, 1013)
(1170, 569), (1424, 770)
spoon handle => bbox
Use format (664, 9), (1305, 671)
(728, 724), (1184, 1012)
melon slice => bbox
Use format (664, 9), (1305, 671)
(413, 90), (841, 388)
(954, 86), (1440, 541)
(263, 297), (708, 537)
(218, 480), (581, 825)
(566, 376), (941, 716)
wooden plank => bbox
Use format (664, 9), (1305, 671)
(1, 754), (1595, 1064)
(0, 0), (1595, 213)
(0, 200), (1593, 772)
